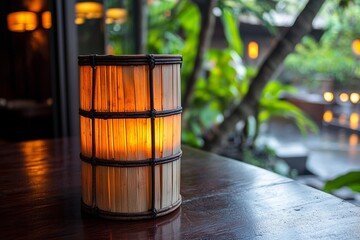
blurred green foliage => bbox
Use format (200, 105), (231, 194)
(324, 171), (360, 193)
(146, 0), (317, 148)
(106, 0), (134, 54)
(106, 0), (318, 150)
(259, 81), (318, 136)
(284, 0), (360, 89)
(147, 0), (200, 92)
(103, 0), (321, 178)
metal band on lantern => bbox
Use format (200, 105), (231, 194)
(78, 54), (182, 220)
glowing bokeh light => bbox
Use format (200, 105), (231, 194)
(350, 92), (360, 104)
(352, 39), (360, 56)
(248, 41), (259, 59)
(339, 93), (349, 103)
(339, 113), (347, 125)
(42, 11), (52, 29)
(323, 91), (334, 103)
(323, 110), (333, 123)
(7, 11), (37, 32)
(350, 112), (359, 130)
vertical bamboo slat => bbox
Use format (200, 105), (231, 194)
(79, 55), (182, 220)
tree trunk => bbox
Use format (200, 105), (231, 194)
(203, 0), (326, 152)
(181, 0), (217, 111)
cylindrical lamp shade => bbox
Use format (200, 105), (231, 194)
(78, 55), (182, 220)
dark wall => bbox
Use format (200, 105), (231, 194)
(0, 0), (51, 101)
(0, 0), (54, 141)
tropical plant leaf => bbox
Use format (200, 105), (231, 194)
(261, 80), (296, 99)
(221, 8), (243, 56)
(257, 80), (318, 135)
(259, 99), (318, 135)
(323, 171), (360, 193)
(181, 131), (203, 148)
(233, 0), (278, 35)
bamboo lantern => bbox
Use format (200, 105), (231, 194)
(78, 55), (182, 220)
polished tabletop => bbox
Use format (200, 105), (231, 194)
(0, 138), (360, 239)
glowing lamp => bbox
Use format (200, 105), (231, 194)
(7, 11), (38, 32)
(78, 55), (182, 220)
(42, 11), (52, 29)
(248, 41), (259, 59)
(352, 39), (360, 56)
(339, 93), (349, 103)
(75, 17), (85, 25)
(75, 2), (103, 20)
(350, 92), (360, 104)
(323, 110), (333, 123)
(106, 8), (127, 24)
(350, 112), (359, 130)
(323, 91), (334, 103)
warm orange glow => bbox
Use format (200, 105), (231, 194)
(106, 8), (127, 24)
(75, 17), (85, 25)
(79, 57), (182, 217)
(323, 91), (334, 103)
(79, 65), (181, 159)
(7, 11), (38, 32)
(105, 18), (113, 24)
(248, 41), (259, 59)
(21, 140), (49, 187)
(24, 0), (43, 12)
(349, 133), (358, 146)
(350, 92), (360, 104)
(350, 112), (359, 130)
(42, 11), (52, 29)
(323, 110), (333, 123)
(339, 93), (349, 102)
(349, 133), (358, 157)
(75, 2), (103, 20)
(30, 30), (47, 51)
(352, 39), (360, 56)
(339, 113), (347, 125)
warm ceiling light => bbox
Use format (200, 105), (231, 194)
(7, 11), (38, 32)
(350, 92), (360, 104)
(75, 2), (103, 20)
(352, 39), (360, 56)
(106, 8), (127, 24)
(323, 91), (334, 103)
(42, 11), (52, 29)
(339, 93), (349, 103)
(248, 41), (259, 59)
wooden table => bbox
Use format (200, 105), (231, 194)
(1, 138), (360, 239)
